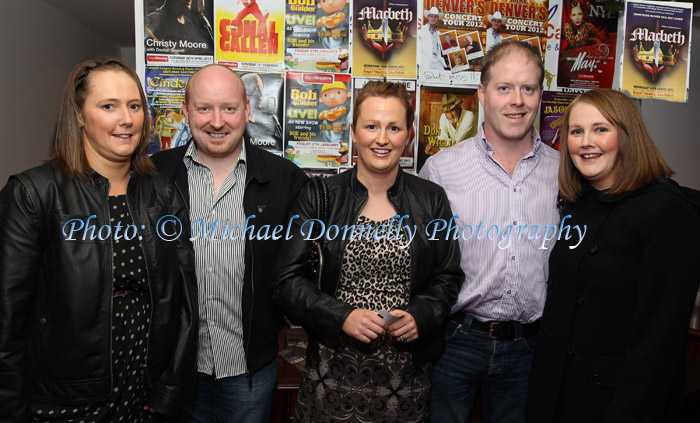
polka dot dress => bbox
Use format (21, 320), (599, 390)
(31, 195), (156, 422)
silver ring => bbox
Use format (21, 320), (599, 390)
(400, 335), (405, 342)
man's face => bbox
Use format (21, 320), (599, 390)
(321, 88), (349, 108)
(183, 66), (250, 162)
(445, 34), (451, 43)
(445, 107), (460, 123)
(428, 14), (439, 26)
(491, 19), (502, 31)
(478, 52), (543, 147)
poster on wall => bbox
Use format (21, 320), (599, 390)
(144, 66), (197, 154)
(418, 85), (479, 170)
(557, 0), (618, 89)
(215, 0), (284, 71)
(284, 72), (352, 168)
(539, 90), (578, 149)
(543, 0), (562, 92)
(353, 0), (418, 79)
(235, 71), (284, 154)
(284, 0), (350, 73)
(418, 0), (549, 87)
(620, 0), (692, 102)
(143, 0), (215, 66)
(352, 78), (417, 172)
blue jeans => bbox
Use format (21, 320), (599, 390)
(431, 315), (536, 423)
(183, 360), (277, 423)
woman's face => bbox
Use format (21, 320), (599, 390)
(453, 54), (464, 66)
(352, 96), (411, 180)
(570, 5), (584, 25)
(78, 70), (144, 169)
(566, 102), (619, 191)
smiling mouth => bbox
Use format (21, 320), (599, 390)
(208, 133), (227, 138)
(582, 153), (602, 159)
(113, 134), (133, 139)
(371, 148), (390, 155)
(506, 113), (524, 119)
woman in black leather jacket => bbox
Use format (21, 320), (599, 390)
(272, 81), (464, 422)
(0, 57), (197, 422)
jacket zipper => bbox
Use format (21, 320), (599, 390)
(105, 180), (115, 393)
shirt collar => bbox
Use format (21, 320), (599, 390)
(477, 123), (543, 160)
(183, 139), (247, 170)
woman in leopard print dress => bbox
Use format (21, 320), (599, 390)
(273, 81), (464, 422)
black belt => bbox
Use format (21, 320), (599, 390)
(451, 311), (540, 339)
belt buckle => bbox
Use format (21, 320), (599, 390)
(488, 322), (514, 339)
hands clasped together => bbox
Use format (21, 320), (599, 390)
(341, 309), (418, 344)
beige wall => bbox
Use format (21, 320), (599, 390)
(0, 0), (121, 184)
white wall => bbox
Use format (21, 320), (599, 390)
(0, 0), (119, 185)
(640, 16), (700, 190)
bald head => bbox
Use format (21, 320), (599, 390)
(185, 64), (247, 105)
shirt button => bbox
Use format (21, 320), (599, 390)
(513, 188), (517, 192)
(511, 256), (515, 260)
(576, 297), (585, 306)
(208, 295), (214, 300)
(207, 267), (213, 273)
(209, 321), (215, 327)
(567, 348), (575, 357)
(589, 245), (598, 254)
(507, 290), (512, 294)
(513, 221), (517, 225)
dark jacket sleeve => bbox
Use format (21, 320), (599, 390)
(0, 176), (43, 422)
(604, 194), (700, 423)
(405, 187), (463, 341)
(271, 182), (354, 340)
(145, 178), (199, 417)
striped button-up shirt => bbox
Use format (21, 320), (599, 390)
(185, 141), (247, 378)
(420, 125), (559, 323)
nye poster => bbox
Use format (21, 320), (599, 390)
(557, 0), (618, 89)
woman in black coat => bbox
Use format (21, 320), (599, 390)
(526, 89), (700, 423)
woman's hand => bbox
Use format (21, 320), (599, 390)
(387, 309), (419, 342)
(342, 309), (386, 343)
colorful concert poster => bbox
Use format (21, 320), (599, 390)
(215, 0), (284, 71)
(539, 90), (577, 149)
(353, 0), (417, 79)
(352, 78), (417, 172)
(143, 0), (215, 65)
(419, 0), (549, 86)
(144, 66), (197, 154)
(620, 0), (692, 102)
(418, 85), (479, 170)
(235, 71), (284, 154)
(557, 0), (618, 89)
(284, 0), (350, 72)
(284, 72), (353, 169)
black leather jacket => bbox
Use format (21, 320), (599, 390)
(152, 140), (308, 377)
(0, 162), (198, 421)
(272, 168), (464, 365)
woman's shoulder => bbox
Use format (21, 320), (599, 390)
(625, 179), (700, 220)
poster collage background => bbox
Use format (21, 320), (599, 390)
(137, 0), (693, 174)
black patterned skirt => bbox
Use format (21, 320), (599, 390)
(294, 335), (431, 423)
